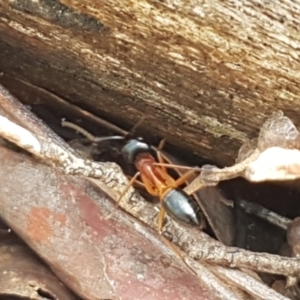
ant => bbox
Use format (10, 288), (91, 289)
(62, 121), (204, 235)
(118, 137), (204, 232)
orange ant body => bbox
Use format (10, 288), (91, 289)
(121, 138), (203, 232)
(62, 121), (203, 232)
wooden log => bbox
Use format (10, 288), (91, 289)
(0, 0), (300, 165)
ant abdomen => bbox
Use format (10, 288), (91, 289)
(162, 189), (202, 227)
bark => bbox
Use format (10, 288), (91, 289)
(0, 0), (300, 165)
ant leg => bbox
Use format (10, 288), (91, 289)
(157, 149), (186, 178)
(155, 140), (200, 172)
(157, 206), (196, 273)
(105, 171), (140, 220)
(130, 175), (158, 197)
(129, 115), (146, 133)
(157, 206), (166, 233)
(117, 171), (140, 204)
(157, 138), (167, 151)
(161, 235), (187, 263)
(156, 138), (167, 172)
(161, 236), (197, 274)
(125, 115), (146, 139)
(174, 169), (198, 187)
(153, 162), (200, 171)
(130, 177), (145, 189)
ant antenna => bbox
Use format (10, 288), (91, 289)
(124, 115), (146, 139)
(130, 115), (146, 133)
(93, 136), (125, 143)
(61, 120), (125, 143)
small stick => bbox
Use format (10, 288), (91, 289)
(62, 120), (96, 141)
(238, 199), (291, 230)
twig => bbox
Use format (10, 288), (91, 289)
(210, 265), (289, 300)
(238, 199), (291, 230)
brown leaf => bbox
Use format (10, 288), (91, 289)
(0, 230), (77, 299)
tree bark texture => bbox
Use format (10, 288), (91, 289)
(0, 0), (300, 165)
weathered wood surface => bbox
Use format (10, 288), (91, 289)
(0, 0), (300, 165)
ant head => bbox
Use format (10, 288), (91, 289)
(122, 138), (151, 164)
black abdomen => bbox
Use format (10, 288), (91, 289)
(162, 189), (202, 226)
